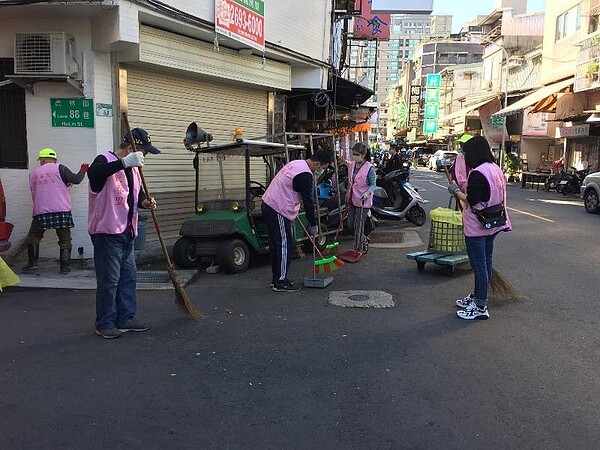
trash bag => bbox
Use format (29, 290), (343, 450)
(428, 206), (465, 253)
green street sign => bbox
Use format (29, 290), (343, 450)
(426, 73), (442, 88)
(423, 119), (438, 134)
(424, 103), (439, 119)
(51, 98), (94, 128)
(491, 116), (504, 126)
(425, 88), (440, 103)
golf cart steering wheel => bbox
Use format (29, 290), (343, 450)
(249, 181), (267, 198)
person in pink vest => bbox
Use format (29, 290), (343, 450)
(448, 135), (512, 320)
(24, 148), (88, 274)
(87, 128), (159, 339)
(452, 134), (473, 191)
(347, 143), (377, 255)
(261, 150), (333, 292)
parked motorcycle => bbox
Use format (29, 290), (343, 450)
(557, 167), (589, 196)
(371, 165), (427, 226)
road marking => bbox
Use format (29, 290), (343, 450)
(506, 207), (554, 222)
(429, 181), (447, 189)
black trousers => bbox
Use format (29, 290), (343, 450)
(262, 202), (294, 283)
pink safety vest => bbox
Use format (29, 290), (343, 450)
(88, 152), (141, 237)
(347, 161), (373, 208)
(462, 162), (512, 237)
(29, 163), (72, 216)
(262, 159), (312, 221)
(454, 154), (469, 191)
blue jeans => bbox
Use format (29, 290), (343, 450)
(91, 232), (137, 329)
(465, 234), (497, 308)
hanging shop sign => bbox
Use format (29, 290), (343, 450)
(423, 119), (438, 134)
(557, 124), (590, 138)
(353, 0), (390, 40)
(370, 0), (433, 14)
(426, 74), (442, 89)
(408, 85), (422, 128)
(50, 98), (94, 128)
(424, 103), (439, 119)
(215, 0), (265, 52)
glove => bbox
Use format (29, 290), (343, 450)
(122, 151), (144, 168)
(308, 225), (318, 237)
(79, 163), (89, 173)
(448, 181), (461, 196)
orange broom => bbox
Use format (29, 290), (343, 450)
(297, 220), (344, 273)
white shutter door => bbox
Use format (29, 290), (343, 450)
(125, 66), (268, 240)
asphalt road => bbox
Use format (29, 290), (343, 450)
(1, 166), (599, 449)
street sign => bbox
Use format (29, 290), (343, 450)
(491, 116), (504, 126)
(424, 103), (439, 119)
(426, 73), (442, 88)
(408, 85), (422, 128)
(425, 88), (440, 103)
(423, 119), (438, 134)
(95, 103), (113, 117)
(51, 98), (94, 128)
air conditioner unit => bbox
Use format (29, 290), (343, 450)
(14, 32), (78, 76)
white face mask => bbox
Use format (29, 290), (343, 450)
(351, 155), (363, 163)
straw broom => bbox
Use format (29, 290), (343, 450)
(443, 167), (522, 301)
(122, 113), (203, 319)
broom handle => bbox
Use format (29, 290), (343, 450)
(297, 220), (327, 260)
(121, 112), (173, 266)
(444, 165), (463, 212)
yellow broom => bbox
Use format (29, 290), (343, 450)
(122, 113), (203, 319)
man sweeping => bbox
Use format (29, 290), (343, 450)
(261, 150), (333, 292)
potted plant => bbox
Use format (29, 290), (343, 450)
(504, 152), (520, 183)
(586, 61), (599, 81)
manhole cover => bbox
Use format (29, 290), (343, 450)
(328, 290), (395, 308)
(369, 231), (405, 244)
(137, 272), (171, 283)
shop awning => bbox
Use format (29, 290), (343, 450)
(492, 78), (574, 118)
(441, 96), (497, 121)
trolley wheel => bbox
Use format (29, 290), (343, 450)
(445, 265), (455, 277)
(416, 261), (425, 272)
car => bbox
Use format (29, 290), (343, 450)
(580, 171), (600, 213)
(412, 147), (430, 167)
(428, 150), (458, 171)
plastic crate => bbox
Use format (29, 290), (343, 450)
(427, 207), (465, 254)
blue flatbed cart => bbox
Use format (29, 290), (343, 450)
(406, 250), (470, 276)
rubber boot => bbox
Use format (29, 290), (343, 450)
(60, 248), (71, 274)
(22, 244), (39, 272)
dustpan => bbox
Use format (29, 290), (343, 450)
(337, 249), (362, 263)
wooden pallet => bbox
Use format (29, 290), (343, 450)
(406, 250), (470, 276)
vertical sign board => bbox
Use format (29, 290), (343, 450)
(408, 85), (422, 128)
(51, 98), (94, 128)
(423, 74), (441, 134)
(215, 0), (265, 52)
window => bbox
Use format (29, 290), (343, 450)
(0, 59), (27, 169)
(472, 53), (483, 63)
(390, 39), (400, 48)
(555, 3), (582, 41)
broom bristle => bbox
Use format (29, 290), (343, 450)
(314, 255), (343, 273)
(167, 264), (204, 319)
(489, 268), (523, 301)
(321, 242), (340, 256)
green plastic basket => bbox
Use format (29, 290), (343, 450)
(427, 207), (466, 254)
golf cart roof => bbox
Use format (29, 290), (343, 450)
(196, 140), (306, 157)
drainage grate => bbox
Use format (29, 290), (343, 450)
(137, 272), (172, 283)
(349, 294), (370, 302)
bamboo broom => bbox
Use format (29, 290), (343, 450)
(122, 113), (203, 319)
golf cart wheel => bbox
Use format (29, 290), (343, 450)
(417, 261), (425, 272)
(172, 237), (199, 269)
(218, 239), (250, 274)
(584, 189), (600, 214)
(407, 205), (427, 226)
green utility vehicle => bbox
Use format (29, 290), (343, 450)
(172, 124), (337, 273)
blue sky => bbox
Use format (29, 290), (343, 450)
(433, 0), (546, 33)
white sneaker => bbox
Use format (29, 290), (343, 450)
(456, 293), (474, 308)
(457, 303), (489, 320)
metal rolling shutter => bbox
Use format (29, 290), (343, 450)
(126, 66), (268, 240)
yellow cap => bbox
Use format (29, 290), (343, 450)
(38, 148), (57, 160)
(456, 134), (473, 144)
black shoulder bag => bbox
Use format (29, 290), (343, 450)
(472, 203), (507, 230)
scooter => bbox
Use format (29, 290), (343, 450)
(557, 167), (589, 196)
(371, 166), (427, 226)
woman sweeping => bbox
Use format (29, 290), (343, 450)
(347, 143), (377, 256)
(447, 136), (512, 320)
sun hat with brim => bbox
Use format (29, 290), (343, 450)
(123, 128), (161, 154)
(38, 148), (57, 160)
(456, 134), (473, 144)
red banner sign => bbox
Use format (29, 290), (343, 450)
(215, 0), (265, 52)
(353, 0), (390, 40)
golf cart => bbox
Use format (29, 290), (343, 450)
(172, 125), (340, 273)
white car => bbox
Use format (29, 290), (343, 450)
(428, 150), (458, 172)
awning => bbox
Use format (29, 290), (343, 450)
(492, 78), (574, 118)
(330, 75), (374, 110)
(441, 96), (497, 121)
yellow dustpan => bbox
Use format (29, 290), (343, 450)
(0, 256), (20, 291)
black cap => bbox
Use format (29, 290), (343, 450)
(124, 128), (161, 154)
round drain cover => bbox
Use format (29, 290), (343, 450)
(328, 290), (394, 308)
